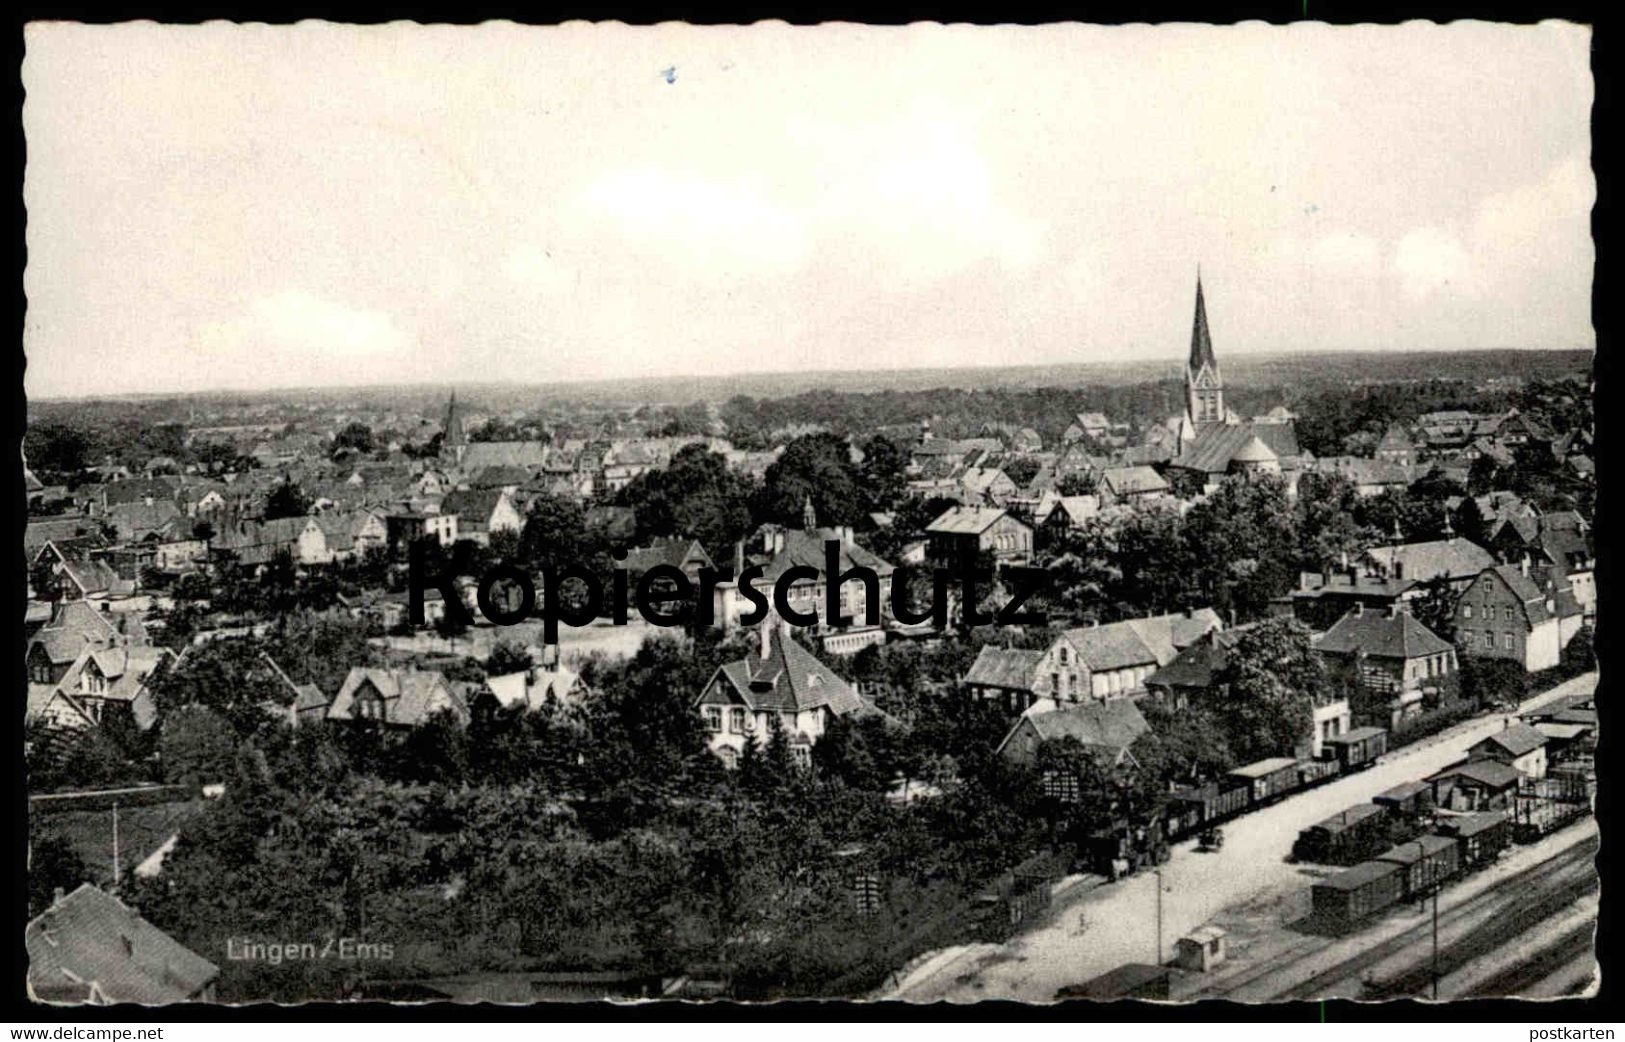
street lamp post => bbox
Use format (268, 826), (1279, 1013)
(1155, 866), (1163, 966)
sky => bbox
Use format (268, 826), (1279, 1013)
(23, 20), (1594, 398)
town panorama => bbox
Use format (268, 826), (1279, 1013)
(21, 20), (1595, 1013)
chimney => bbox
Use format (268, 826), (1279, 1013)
(758, 614), (775, 661)
(1394, 560), (1404, 581)
(1519, 556), (1530, 577)
(733, 539), (745, 577)
(1388, 603), (1401, 618)
(1352, 602), (1363, 616)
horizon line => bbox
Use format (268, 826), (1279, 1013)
(24, 343), (1592, 405)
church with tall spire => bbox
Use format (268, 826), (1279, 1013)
(1164, 273), (1303, 489)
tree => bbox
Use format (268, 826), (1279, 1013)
(857, 435), (910, 515)
(616, 444), (756, 555)
(1206, 617), (1322, 763)
(754, 432), (865, 528)
(1295, 471), (1372, 571)
(264, 482), (312, 520)
(1056, 472), (1098, 497)
(24, 421), (98, 477)
(331, 421), (375, 457)
(486, 639), (533, 677)
(1183, 475), (1297, 622)
(159, 705), (241, 788)
(28, 831), (90, 918)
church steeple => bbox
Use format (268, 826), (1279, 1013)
(1185, 272), (1225, 427)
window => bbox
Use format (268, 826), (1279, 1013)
(704, 706), (722, 731)
(1485, 630), (1494, 648)
(1463, 605), (1473, 620)
(1503, 633), (1514, 651)
(1463, 632), (1475, 648)
(1504, 606), (1514, 622)
(729, 707), (747, 733)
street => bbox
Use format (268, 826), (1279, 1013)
(886, 671), (1598, 1003)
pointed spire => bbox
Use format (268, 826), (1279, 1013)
(1189, 272), (1217, 372)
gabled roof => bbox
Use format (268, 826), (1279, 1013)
(457, 441), (550, 471)
(27, 884), (219, 1004)
(1472, 722), (1548, 759)
(1482, 564), (1553, 624)
(327, 667), (469, 727)
(440, 488), (507, 524)
(1429, 759), (1522, 789)
(1062, 623), (1159, 673)
(1001, 699), (1150, 764)
(963, 646), (1047, 691)
(702, 626), (866, 717)
(1313, 609), (1454, 660)
(28, 601), (135, 665)
(750, 528), (894, 583)
(1171, 421), (1300, 475)
(623, 539), (712, 575)
(926, 505), (1017, 536)
(1363, 538), (1495, 584)
(1101, 465), (1169, 495)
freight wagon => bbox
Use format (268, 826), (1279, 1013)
(1311, 859), (1405, 925)
(1293, 803), (1390, 865)
(1375, 834), (1462, 901)
(1432, 812), (1510, 869)
(1166, 779), (1251, 839)
(1228, 757), (1302, 805)
(1322, 727), (1388, 772)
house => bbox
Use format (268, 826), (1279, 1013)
(482, 657), (588, 712)
(27, 683), (98, 734)
(55, 644), (174, 730)
(1360, 537), (1496, 594)
(1453, 564), (1579, 672)
(1313, 605), (1457, 730)
(714, 512), (895, 654)
(1064, 412), (1113, 444)
(1467, 720), (1549, 779)
(440, 489), (524, 545)
(384, 511), (459, 553)
(1097, 465), (1171, 506)
(454, 440), (550, 474)
(315, 509), (389, 561)
(326, 667), (471, 728)
(105, 499), (184, 543)
(623, 538), (714, 584)
(995, 699), (1151, 770)
(1375, 425), (1416, 466)
(924, 506), (1033, 567)
(27, 884), (219, 1005)
(958, 466), (1019, 506)
(1310, 456), (1411, 497)
(1040, 496), (1100, 536)
(211, 515), (331, 568)
(1042, 610), (1223, 703)
(32, 540), (135, 603)
(695, 621), (871, 768)
(962, 645), (1065, 714)
(26, 601), (149, 687)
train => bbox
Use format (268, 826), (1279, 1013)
(1310, 811), (1511, 926)
(1078, 726), (1391, 880)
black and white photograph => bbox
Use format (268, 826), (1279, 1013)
(19, 20), (1597, 1010)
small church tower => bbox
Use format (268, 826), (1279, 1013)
(441, 391), (467, 465)
(1185, 274), (1225, 428)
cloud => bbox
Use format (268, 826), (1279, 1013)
(1393, 227), (1474, 300)
(195, 291), (414, 387)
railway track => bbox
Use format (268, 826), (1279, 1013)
(1362, 863), (1597, 998)
(1265, 834), (1597, 1001)
(1461, 922), (1596, 998)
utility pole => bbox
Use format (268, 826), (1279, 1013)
(1431, 884), (1440, 1001)
(111, 802), (121, 889)
(1155, 866), (1163, 966)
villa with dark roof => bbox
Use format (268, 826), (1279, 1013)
(1313, 604), (1457, 730)
(326, 666), (470, 728)
(695, 621), (872, 768)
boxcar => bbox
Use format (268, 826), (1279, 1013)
(1297, 758), (1341, 789)
(1323, 727), (1388, 771)
(1433, 812), (1510, 869)
(1375, 834), (1461, 901)
(1228, 757), (1302, 805)
(1294, 803), (1390, 864)
(1168, 780), (1250, 836)
(1311, 859), (1404, 924)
